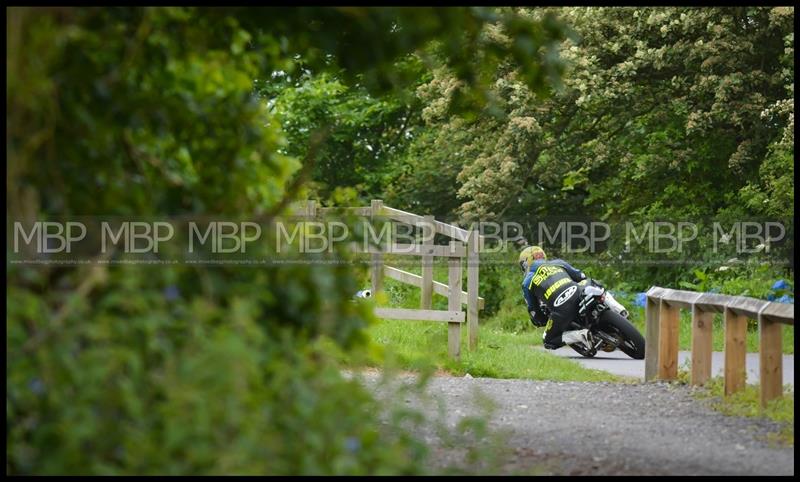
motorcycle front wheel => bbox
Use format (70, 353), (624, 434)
(598, 310), (646, 359)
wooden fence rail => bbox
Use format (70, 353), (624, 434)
(645, 286), (793, 407)
(289, 199), (484, 359)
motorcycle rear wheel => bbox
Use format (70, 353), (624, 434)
(599, 310), (646, 359)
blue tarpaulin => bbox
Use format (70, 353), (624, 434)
(767, 279), (793, 302)
(771, 279), (790, 291)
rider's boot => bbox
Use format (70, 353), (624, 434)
(561, 329), (592, 350)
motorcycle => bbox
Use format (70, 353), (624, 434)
(360, 284), (641, 358)
(560, 281), (645, 360)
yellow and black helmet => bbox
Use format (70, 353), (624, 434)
(518, 246), (546, 273)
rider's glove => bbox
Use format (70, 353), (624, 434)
(529, 310), (548, 327)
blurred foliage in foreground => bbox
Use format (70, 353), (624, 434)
(6, 7), (566, 474)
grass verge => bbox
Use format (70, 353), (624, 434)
(360, 318), (623, 382)
(675, 368), (794, 447)
(351, 275), (628, 382)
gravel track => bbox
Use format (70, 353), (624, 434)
(361, 373), (794, 475)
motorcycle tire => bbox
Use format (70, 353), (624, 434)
(599, 310), (646, 360)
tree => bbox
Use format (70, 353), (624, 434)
(404, 7), (794, 280)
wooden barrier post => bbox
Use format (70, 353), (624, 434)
(758, 311), (783, 406)
(691, 304), (714, 386)
(370, 199), (384, 294)
(644, 286), (791, 406)
(467, 229), (479, 351)
(448, 241), (462, 360)
(723, 306), (747, 396)
(657, 299), (680, 380)
(421, 215), (434, 310)
(644, 291), (661, 381)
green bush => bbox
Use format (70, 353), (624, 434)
(7, 293), (428, 474)
(7, 7), (567, 474)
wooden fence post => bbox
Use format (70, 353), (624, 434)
(448, 241), (462, 360)
(467, 229), (479, 351)
(724, 306), (747, 396)
(657, 300), (679, 380)
(644, 293), (660, 381)
(370, 199), (384, 294)
(758, 309), (783, 406)
(643, 287), (791, 406)
(691, 304), (714, 386)
(420, 215), (434, 310)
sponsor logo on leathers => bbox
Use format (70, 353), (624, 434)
(553, 285), (578, 307)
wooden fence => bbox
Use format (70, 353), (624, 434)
(290, 199), (484, 360)
(644, 286), (794, 407)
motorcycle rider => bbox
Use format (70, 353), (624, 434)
(518, 246), (594, 351)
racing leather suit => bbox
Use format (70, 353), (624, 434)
(521, 259), (588, 349)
